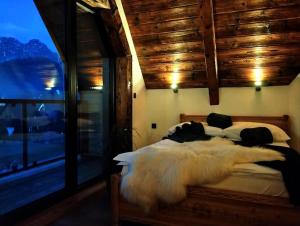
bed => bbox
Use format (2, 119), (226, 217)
(111, 114), (300, 226)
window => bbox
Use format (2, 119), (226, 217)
(0, 0), (65, 214)
(0, 0), (112, 218)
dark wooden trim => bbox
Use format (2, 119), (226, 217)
(114, 56), (133, 152)
(111, 174), (120, 226)
(199, 0), (219, 105)
(65, 0), (78, 190)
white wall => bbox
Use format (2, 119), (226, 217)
(116, 0), (148, 149)
(289, 74), (300, 151)
(146, 86), (290, 144)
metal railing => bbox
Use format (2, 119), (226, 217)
(0, 99), (65, 177)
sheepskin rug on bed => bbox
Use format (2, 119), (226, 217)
(118, 137), (285, 211)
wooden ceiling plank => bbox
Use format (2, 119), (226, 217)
(143, 71), (207, 80)
(216, 18), (300, 38)
(126, 4), (199, 26)
(123, 0), (199, 14)
(139, 52), (205, 64)
(215, 5), (300, 27)
(134, 30), (202, 46)
(140, 62), (206, 74)
(131, 18), (201, 37)
(199, 0), (219, 105)
(145, 82), (207, 89)
(218, 66), (300, 85)
(218, 45), (300, 58)
(218, 55), (300, 69)
(216, 32), (300, 51)
(135, 41), (203, 57)
(215, 0), (300, 14)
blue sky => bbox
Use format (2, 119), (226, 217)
(0, 0), (57, 52)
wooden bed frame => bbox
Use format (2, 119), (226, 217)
(111, 114), (300, 226)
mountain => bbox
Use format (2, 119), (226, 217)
(0, 57), (64, 99)
(0, 37), (59, 63)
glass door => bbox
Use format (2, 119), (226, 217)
(76, 4), (110, 184)
(0, 0), (113, 220)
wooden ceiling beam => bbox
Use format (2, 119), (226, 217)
(199, 0), (219, 105)
(80, 0), (110, 9)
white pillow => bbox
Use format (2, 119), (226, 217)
(167, 122), (224, 137)
(223, 122), (290, 142)
(204, 126), (224, 137)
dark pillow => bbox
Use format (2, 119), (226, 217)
(207, 113), (232, 129)
(166, 121), (210, 142)
(240, 127), (273, 147)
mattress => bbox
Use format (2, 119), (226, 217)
(204, 142), (289, 197)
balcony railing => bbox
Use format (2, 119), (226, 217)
(0, 99), (65, 177)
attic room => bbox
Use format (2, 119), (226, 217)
(0, 0), (300, 225)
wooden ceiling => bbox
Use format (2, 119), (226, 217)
(122, 0), (300, 93)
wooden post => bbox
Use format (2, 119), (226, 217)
(111, 174), (120, 226)
(199, 0), (219, 105)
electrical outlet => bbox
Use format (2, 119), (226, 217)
(151, 123), (157, 129)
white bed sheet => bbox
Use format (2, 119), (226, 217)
(204, 142), (289, 197)
(117, 141), (290, 198)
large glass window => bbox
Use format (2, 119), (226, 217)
(0, 0), (65, 214)
(76, 5), (109, 184)
(0, 0), (112, 218)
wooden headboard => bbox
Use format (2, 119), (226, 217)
(180, 114), (290, 135)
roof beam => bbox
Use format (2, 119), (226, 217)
(199, 0), (219, 105)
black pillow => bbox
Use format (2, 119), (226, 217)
(166, 121), (210, 142)
(240, 127), (273, 147)
(207, 113), (232, 129)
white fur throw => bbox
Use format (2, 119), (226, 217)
(118, 137), (285, 211)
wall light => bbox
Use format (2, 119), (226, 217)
(170, 71), (179, 93)
(254, 80), (262, 91)
(170, 83), (178, 93)
(253, 68), (263, 92)
(254, 80), (262, 86)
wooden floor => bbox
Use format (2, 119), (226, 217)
(17, 183), (145, 226)
(0, 156), (103, 215)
